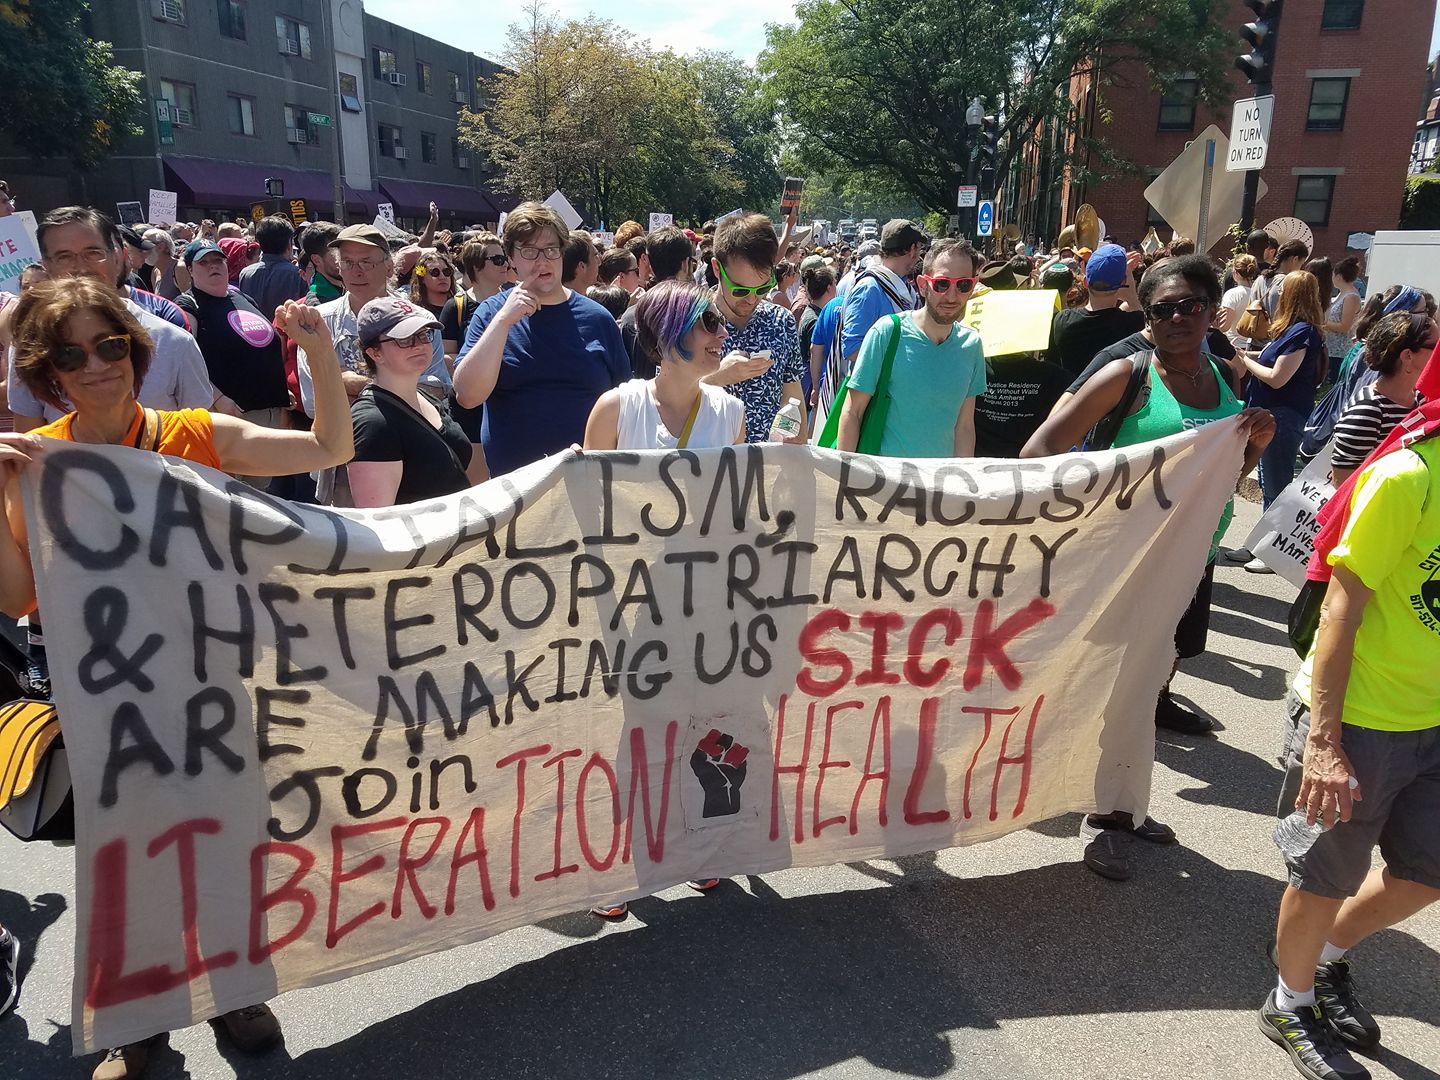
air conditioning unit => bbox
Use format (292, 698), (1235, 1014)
(456, 155), (471, 168)
(151, 0), (184, 22)
(387, 72), (406, 87)
(452, 91), (467, 104)
(286, 127), (308, 144)
(171, 107), (194, 126)
(281, 38), (301, 56)
(393, 146), (408, 160)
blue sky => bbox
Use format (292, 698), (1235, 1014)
(368, 0), (1440, 67)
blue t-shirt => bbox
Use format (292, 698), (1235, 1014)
(848, 313), (987, 458)
(1250, 321), (1323, 414)
(840, 272), (915, 361)
(812, 296), (843, 360)
(130, 287), (191, 332)
(462, 290), (630, 475)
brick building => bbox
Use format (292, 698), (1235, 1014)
(1010, 0), (1433, 258)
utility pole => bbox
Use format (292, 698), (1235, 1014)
(1236, 0), (1282, 234)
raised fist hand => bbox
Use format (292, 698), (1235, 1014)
(690, 728), (749, 818)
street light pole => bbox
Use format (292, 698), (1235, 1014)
(964, 97), (983, 241)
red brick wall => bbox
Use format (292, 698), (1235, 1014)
(1064, 0), (1433, 258)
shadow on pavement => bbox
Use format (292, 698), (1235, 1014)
(1155, 730), (1286, 817)
(90, 850), (1432, 1080)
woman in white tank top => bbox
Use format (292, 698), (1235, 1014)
(584, 281), (746, 451)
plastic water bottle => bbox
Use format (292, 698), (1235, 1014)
(769, 398), (804, 442)
(1273, 776), (1360, 858)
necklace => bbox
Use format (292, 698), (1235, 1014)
(1159, 358), (1206, 385)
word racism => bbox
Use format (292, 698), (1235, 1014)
(25, 426), (1243, 1053)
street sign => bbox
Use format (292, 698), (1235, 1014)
(976, 200), (994, 237)
(957, 185), (978, 208)
(154, 99), (173, 146)
(1226, 94), (1274, 173)
(1144, 124), (1268, 251)
(306, 112), (332, 127)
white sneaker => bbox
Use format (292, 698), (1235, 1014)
(1244, 557), (1274, 574)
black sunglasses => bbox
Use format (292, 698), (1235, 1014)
(697, 307), (723, 334)
(54, 334), (131, 373)
(481, 254), (508, 268)
(1144, 296), (1210, 322)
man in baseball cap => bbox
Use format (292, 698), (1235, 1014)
(333, 223), (388, 251)
(117, 224), (155, 290)
(1046, 241), (1143, 377)
(182, 239), (225, 266)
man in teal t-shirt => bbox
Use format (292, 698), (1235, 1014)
(837, 238), (986, 457)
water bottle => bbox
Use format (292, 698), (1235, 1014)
(769, 398), (804, 442)
(1274, 776), (1360, 859)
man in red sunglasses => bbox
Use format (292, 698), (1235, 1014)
(836, 239), (986, 459)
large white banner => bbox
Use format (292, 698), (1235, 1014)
(23, 425), (1244, 1053)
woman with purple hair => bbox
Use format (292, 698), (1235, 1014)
(582, 281), (744, 918)
(583, 281), (745, 452)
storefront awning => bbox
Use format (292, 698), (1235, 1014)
(376, 178), (498, 222)
(163, 158), (378, 222)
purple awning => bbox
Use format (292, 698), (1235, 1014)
(377, 178), (498, 221)
(163, 158), (378, 222)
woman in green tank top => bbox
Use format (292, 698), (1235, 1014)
(1021, 255), (1276, 879)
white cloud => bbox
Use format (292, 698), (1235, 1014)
(363, 0), (796, 64)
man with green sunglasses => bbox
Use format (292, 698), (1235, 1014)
(702, 211), (808, 443)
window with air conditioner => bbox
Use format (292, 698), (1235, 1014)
(217, 0), (245, 39)
(387, 72), (407, 87)
(227, 94), (254, 136)
(452, 138), (470, 168)
(394, 146), (409, 160)
(373, 48), (397, 79)
(159, 79), (197, 127)
(378, 124), (403, 157)
(449, 72), (466, 105)
(284, 105), (316, 146)
(151, 0), (186, 24)
(275, 15), (311, 59)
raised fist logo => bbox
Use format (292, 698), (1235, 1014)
(690, 729), (749, 818)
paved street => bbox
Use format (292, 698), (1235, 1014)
(2, 494), (1437, 1080)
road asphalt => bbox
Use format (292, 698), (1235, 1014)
(2, 495), (1436, 1080)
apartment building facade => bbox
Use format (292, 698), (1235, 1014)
(0, 0), (510, 228)
(1009, 0), (1431, 257)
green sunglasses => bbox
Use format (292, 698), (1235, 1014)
(716, 260), (776, 299)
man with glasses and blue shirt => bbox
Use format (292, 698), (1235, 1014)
(454, 202), (630, 476)
(699, 210), (807, 443)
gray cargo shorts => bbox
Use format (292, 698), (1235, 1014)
(1277, 692), (1440, 900)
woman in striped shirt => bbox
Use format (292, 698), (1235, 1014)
(1330, 311), (1435, 486)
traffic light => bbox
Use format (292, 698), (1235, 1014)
(978, 115), (1000, 170)
(1236, 0), (1282, 88)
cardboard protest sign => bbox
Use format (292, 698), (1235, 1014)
(592, 230), (615, 247)
(1243, 445), (1334, 587)
(372, 214), (412, 242)
(115, 202), (145, 227)
(962, 289), (1061, 357)
(147, 190), (177, 226)
(544, 190), (582, 231)
(377, 202), (395, 223)
(14, 210), (38, 249)
(0, 214), (42, 296)
(649, 213), (673, 233)
(781, 178), (805, 210)
(289, 199), (309, 224)
(26, 426), (1243, 1054)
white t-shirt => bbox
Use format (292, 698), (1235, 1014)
(1220, 284), (1251, 346)
(614, 378), (744, 450)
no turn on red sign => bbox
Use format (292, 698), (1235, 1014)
(1226, 95), (1274, 173)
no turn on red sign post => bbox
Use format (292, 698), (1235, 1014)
(1226, 94), (1274, 173)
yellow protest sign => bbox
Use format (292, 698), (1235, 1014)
(962, 289), (1060, 357)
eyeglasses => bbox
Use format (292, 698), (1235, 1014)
(481, 253), (508, 268)
(516, 245), (563, 261)
(697, 307), (724, 334)
(340, 256), (385, 273)
(386, 328), (436, 348)
(919, 274), (977, 295)
(45, 248), (112, 271)
(716, 261), (775, 299)
(53, 334), (131, 373)
(1144, 296), (1211, 322)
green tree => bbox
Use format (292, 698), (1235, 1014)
(759, 0), (1232, 215)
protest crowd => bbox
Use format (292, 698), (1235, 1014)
(0, 177), (1437, 1080)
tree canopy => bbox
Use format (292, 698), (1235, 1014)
(460, 3), (782, 226)
(0, 0), (145, 169)
(759, 0), (1232, 215)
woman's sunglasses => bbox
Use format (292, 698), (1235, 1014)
(53, 334), (130, 374)
(697, 307), (724, 334)
(717, 261), (775, 299)
(919, 274), (977, 295)
(1144, 296), (1211, 322)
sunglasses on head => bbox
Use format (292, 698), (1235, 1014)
(716, 261), (775, 299)
(919, 274), (977, 295)
(1144, 296), (1211, 322)
(53, 334), (130, 374)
